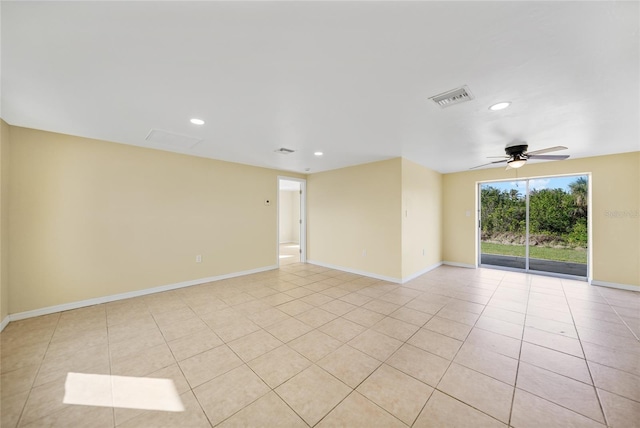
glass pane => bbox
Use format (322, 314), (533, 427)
(480, 181), (527, 270)
(527, 175), (588, 277)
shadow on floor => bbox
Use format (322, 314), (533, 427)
(481, 254), (587, 277)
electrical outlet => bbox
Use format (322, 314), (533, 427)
(196, 255), (202, 263)
(422, 248), (425, 256)
(362, 249), (367, 257)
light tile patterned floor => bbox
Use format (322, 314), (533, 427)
(1, 264), (639, 427)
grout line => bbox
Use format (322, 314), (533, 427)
(5, 264), (632, 427)
(104, 307), (116, 428)
(187, 274), (318, 427)
(13, 312), (62, 428)
(504, 279), (613, 426)
(566, 284), (609, 426)
(269, 382), (312, 427)
(307, 295), (429, 427)
(507, 271), (533, 426)
(407, 269), (510, 426)
(166, 292), (216, 428)
(228, 274), (403, 426)
(593, 291), (640, 343)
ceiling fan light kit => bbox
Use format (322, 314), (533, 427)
(507, 156), (526, 169)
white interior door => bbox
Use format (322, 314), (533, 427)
(278, 177), (306, 265)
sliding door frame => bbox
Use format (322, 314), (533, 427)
(477, 172), (592, 282)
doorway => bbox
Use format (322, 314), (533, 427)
(278, 177), (306, 266)
(479, 174), (589, 278)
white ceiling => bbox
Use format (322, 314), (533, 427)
(2, 1), (638, 174)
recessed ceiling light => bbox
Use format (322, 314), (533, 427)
(190, 118), (205, 125)
(489, 102), (511, 111)
(314, 151), (323, 156)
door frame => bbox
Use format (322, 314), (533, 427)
(277, 176), (307, 266)
(477, 172), (592, 282)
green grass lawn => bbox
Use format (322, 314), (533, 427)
(481, 242), (587, 264)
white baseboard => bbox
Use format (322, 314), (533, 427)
(590, 280), (639, 292)
(307, 260), (403, 284)
(0, 315), (9, 333)
(443, 261), (477, 269)
(7, 265), (278, 323)
(308, 260), (463, 284)
(401, 262), (443, 283)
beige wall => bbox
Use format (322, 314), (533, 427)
(401, 158), (442, 278)
(5, 122), (638, 317)
(443, 152), (640, 287)
(278, 190), (300, 244)
(307, 158), (402, 280)
(1, 120), (10, 321)
(9, 126), (303, 313)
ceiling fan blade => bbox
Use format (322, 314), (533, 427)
(469, 159), (509, 169)
(527, 154), (570, 160)
(526, 146), (568, 156)
(486, 156), (510, 159)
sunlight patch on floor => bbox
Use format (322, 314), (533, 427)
(64, 373), (184, 412)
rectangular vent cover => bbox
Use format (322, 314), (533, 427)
(429, 85), (474, 108)
(145, 129), (203, 149)
(274, 147), (295, 154)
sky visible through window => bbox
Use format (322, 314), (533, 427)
(481, 175), (587, 193)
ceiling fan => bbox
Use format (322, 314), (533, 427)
(470, 143), (570, 170)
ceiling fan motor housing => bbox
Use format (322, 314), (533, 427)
(505, 144), (529, 157)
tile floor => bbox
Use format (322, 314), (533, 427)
(1, 264), (639, 427)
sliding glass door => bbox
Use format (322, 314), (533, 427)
(480, 180), (527, 270)
(479, 175), (588, 278)
(527, 176), (588, 276)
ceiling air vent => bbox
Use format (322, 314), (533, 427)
(274, 147), (295, 154)
(145, 129), (202, 149)
(429, 85), (474, 108)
